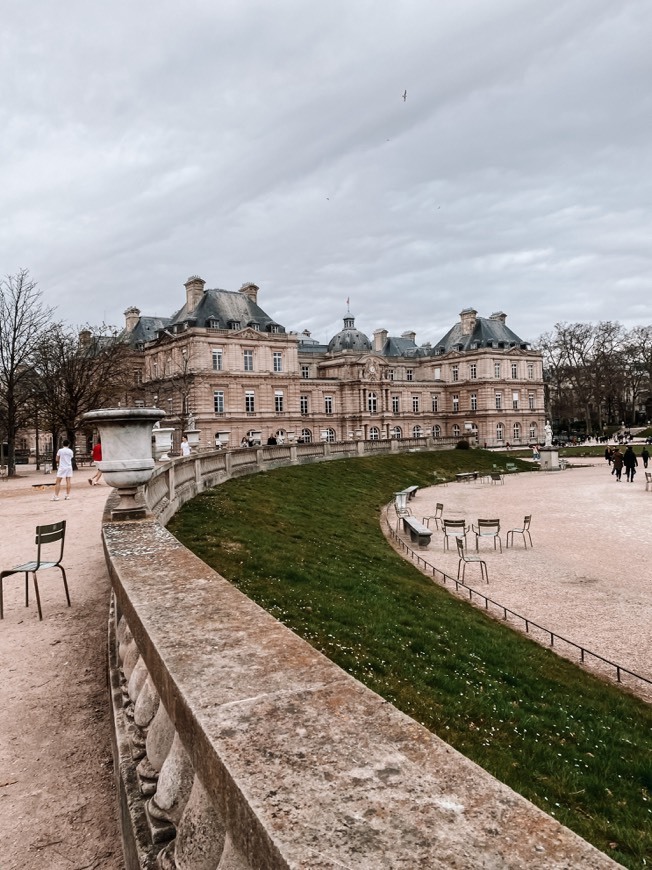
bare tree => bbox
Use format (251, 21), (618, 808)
(31, 323), (134, 463)
(0, 270), (53, 476)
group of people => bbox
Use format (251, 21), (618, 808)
(50, 439), (102, 500)
(605, 444), (649, 482)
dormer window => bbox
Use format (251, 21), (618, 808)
(248, 322), (260, 331)
(228, 320), (241, 331)
(207, 318), (219, 329)
(268, 323), (281, 333)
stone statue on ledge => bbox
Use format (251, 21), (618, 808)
(544, 419), (553, 447)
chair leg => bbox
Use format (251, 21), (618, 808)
(25, 571), (30, 607)
(481, 561), (489, 583)
(0, 575), (4, 619)
(59, 567), (71, 608)
(32, 573), (43, 621)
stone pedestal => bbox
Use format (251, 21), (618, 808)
(185, 429), (201, 448)
(539, 446), (560, 471)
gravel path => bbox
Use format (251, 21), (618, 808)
(388, 462), (652, 703)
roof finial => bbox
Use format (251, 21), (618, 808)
(346, 296), (350, 314)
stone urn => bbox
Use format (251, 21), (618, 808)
(185, 429), (201, 448)
(82, 407), (165, 518)
(152, 427), (175, 461)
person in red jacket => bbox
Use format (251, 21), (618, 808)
(89, 439), (103, 486)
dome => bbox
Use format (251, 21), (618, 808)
(327, 314), (372, 353)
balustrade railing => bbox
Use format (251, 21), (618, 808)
(103, 440), (617, 869)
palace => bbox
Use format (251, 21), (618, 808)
(125, 276), (545, 450)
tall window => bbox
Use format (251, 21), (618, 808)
(469, 363), (477, 379)
(496, 423), (504, 442)
(301, 365), (310, 379)
(390, 426), (402, 439)
(274, 391), (284, 412)
(300, 395), (309, 415)
(494, 362), (501, 378)
(212, 349), (223, 371)
(368, 392), (377, 413)
(412, 395), (420, 413)
(452, 424), (460, 437)
(512, 391), (519, 410)
(369, 427), (380, 440)
(243, 349), (253, 371)
(387, 369), (395, 381)
(527, 363), (534, 379)
(213, 391), (224, 414)
(433, 425), (441, 438)
(513, 423), (521, 441)
(301, 428), (312, 443)
(511, 362), (518, 379)
(324, 395), (333, 415)
(273, 352), (283, 373)
(433, 367), (441, 380)
(528, 392), (535, 410)
(324, 428), (335, 442)
(529, 423), (537, 440)
(431, 394), (439, 412)
(452, 394), (459, 412)
(392, 395), (400, 413)
(245, 391), (255, 413)
(495, 392), (503, 410)
(406, 368), (414, 381)
(413, 425), (423, 438)
(452, 365), (459, 382)
(470, 393), (477, 411)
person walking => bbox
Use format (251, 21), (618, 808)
(52, 439), (74, 500)
(641, 446), (649, 469)
(611, 448), (624, 482)
(88, 439), (103, 485)
(180, 436), (191, 457)
(623, 445), (638, 482)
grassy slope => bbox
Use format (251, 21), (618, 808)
(169, 450), (652, 868)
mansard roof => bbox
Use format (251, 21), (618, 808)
(432, 314), (529, 354)
(327, 314), (372, 353)
(169, 288), (285, 332)
(128, 316), (171, 345)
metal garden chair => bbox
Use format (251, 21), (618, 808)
(0, 521), (70, 620)
(456, 537), (489, 583)
(422, 502), (444, 530)
(442, 518), (468, 551)
(472, 518), (502, 552)
(506, 515), (533, 549)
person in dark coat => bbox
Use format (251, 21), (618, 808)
(641, 447), (650, 469)
(611, 448), (624, 482)
(623, 445), (638, 482)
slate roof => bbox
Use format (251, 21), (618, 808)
(169, 288), (284, 332)
(432, 314), (529, 354)
(327, 315), (372, 353)
(127, 316), (171, 346)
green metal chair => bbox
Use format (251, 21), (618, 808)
(456, 537), (489, 583)
(0, 521), (70, 620)
(423, 502), (444, 530)
(506, 515), (533, 549)
(472, 518), (502, 552)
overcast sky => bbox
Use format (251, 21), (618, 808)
(2, 0), (651, 348)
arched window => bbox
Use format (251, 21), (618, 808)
(412, 425), (423, 438)
(369, 426), (380, 440)
(452, 424), (460, 437)
(513, 423), (521, 442)
(496, 423), (504, 442)
(390, 426), (402, 439)
(324, 428), (336, 443)
(300, 428), (312, 443)
(433, 425), (441, 438)
(367, 392), (377, 413)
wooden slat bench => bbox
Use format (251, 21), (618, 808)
(402, 516), (433, 547)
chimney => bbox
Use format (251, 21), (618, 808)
(124, 306), (140, 332)
(459, 308), (478, 335)
(489, 311), (506, 324)
(373, 329), (388, 352)
(184, 276), (206, 311)
(239, 282), (259, 304)
(401, 330), (416, 343)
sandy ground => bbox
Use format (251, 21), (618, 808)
(387, 460), (652, 703)
(0, 468), (123, 870)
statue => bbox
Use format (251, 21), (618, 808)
(544, 419), (553, 447)
(187, 412), (196, 430)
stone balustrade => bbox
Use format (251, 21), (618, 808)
(102, 441), (618, 869)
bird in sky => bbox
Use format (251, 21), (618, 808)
(402, 90), (407, 102)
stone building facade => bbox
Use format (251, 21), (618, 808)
(125, 276), (545, 449)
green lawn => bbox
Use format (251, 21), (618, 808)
(169, 449), (652, 868)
